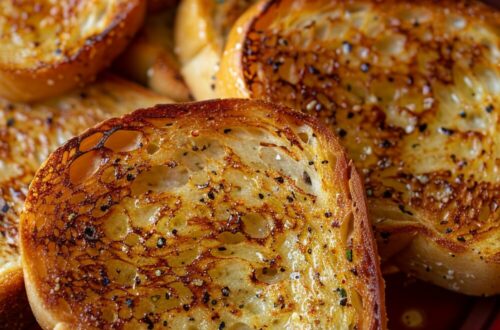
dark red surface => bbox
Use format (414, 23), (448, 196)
(385, 273), (499, 330)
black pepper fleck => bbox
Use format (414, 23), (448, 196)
(157, 237), (166, 248)
(208, 190), (215, 200)
(83, 226), (98, 241)
(303, 171), (312, 185)
(346, 249), (353, 262)
(202, 292), (210, 304)
(102, 276), (110, 286)
(439, 127), (454, 136)
(342, 41), (352, 53)
(360, 63), (370, 72)
(221, 287), (230, 297)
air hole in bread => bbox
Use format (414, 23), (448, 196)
(126, 202), (161, 229)
(255, 266), (285, 284)
(106, 259), (138, 287)
(242, 213), (272, 239)
(375, 34), (406, 55)
(230, 323), (252, 330)
(167, 247), (200, 267)
(341, 211), (355, 245)
(146, 142), (160, 155)
(157, 213), (187, 235)
(69, 150), (102, 184)
(131, 165), (189, 195)
(104, 209), (130, 241)
(298, 132), (309, 144)
(217, 231), (246, 244)
(104, 130), (143, 152)
(182, 152), (206, 171)
(79, 132), (104, 152)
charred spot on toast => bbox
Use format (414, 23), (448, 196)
(21, 100), (384, 329)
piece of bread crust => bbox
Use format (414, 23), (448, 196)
(217, 0), (500, 295)
(174, 0), (255, 100)
(115, 9), (191, 102)
(0, 74), (171, 328)
(21, 99), (386, 329)
(0, 1), (146, 102)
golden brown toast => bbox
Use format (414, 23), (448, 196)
(0, 75), (170, 328)
(115, 9), (191, 102)
(217, 0), (500, 295)
(0, 1), (146, 102)
(174, 0), (255, 100)
(20, 99), (386, 329)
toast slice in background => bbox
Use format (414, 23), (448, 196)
(115, 8), (191, 102)
(175, 0), (255, 100)
(217, 0), (500, 295)
(20, 99), (386, 329)
(0, 75), (170, 329)
(0, 1), (146, 102)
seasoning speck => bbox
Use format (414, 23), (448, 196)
(303, 171), (312, 185)
(338, 288), (348, 306)
(221, 287), (230, 297)
(346, 249), (353, 262)
(360, 63), (370, 72)
(156, 237), (166, 248)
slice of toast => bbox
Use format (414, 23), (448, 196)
(114, 9), (191, 102)
(174, 0), (255, 100)
(217, 0), (500, 295)
(20, 99), (386, 329)
(0, 1), (146, 102)
(0, 75), (170, 328)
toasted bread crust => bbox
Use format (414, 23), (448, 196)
(0, 263), (38, 330)
(217, 0), (500, 295)
(21, 99), (385, 329)
(0, 1), (146, 102)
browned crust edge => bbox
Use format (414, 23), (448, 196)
(0, 264), (38, 329)
(0, 1), (146, 102)
(21, 98), (386, 329)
